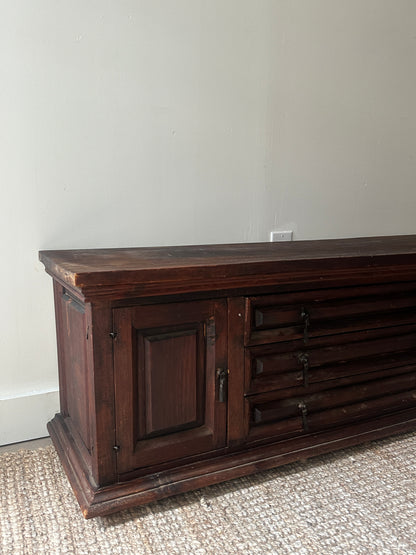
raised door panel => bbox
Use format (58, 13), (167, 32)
(113, 300), (227, 474)
(138, 327), (203, 439)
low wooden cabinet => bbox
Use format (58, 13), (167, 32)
(40, 236), (416, 518)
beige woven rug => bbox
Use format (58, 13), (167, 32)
(1, 432), (416, 555)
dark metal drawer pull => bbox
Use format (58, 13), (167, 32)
(297, 352), (310, 388)
(300, 306), (310, 343)
(298, 401), (309, 432)
(217, 368), (229, 403)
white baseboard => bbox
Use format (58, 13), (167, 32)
(0, 390), (59, 446)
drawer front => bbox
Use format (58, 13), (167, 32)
(246, 371), (416, 444)
(246, 282), (416, 346)
(246, 325), (416, 395)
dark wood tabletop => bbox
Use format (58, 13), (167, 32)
(39, 235), (416, 295)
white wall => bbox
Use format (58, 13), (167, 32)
(266, 1), (416, 239)
(1, 1), (415, 444)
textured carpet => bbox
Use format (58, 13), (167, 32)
(1, 433), (416, 555)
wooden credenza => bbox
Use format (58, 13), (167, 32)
(39, 236), (416, 518)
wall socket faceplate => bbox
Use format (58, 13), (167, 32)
(270, 230), (293, 242)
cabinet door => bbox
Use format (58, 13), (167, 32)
(113, 299), (227, 474)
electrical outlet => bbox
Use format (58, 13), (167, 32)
(270, 230), (293, 242)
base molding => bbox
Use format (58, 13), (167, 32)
(0, 390), (59, 445)
(48, 411), (416, 519)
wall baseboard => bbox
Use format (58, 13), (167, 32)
(0, 390), (59, 446)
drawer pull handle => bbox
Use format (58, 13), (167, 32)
(300, 307), (310, 343)
(217, 368), (229, 403)
(297, 352), (310, 387)
(298, 401), (309, 432)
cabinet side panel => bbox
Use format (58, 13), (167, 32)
(89, 302), (117, 486)
(53, 282), (68, 415)
(53, 284), (91, 453)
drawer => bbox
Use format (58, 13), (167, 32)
(245, 281), (416, 346)
(245, 325), (416, 395)
(245, 371), (416, 444)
